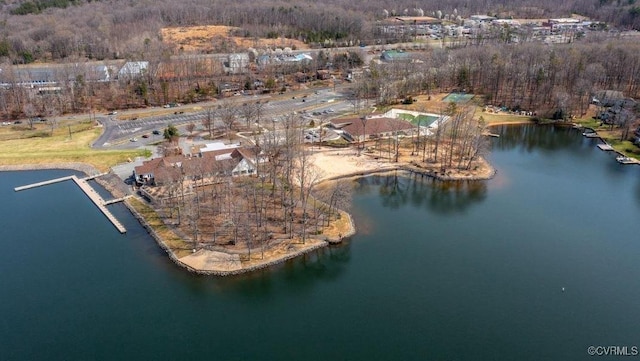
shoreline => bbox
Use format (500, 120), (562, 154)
(0, 152), (494, 276)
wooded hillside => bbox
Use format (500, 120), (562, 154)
(0, 0), (638, 63)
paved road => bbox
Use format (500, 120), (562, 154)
(93, 86), (355, 150)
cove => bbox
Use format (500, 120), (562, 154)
(1, 124), (639, 360)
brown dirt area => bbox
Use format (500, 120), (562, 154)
(310, 144), (494, 183)
(161, 25), (309, 52)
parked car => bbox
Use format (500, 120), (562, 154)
(129, 137), (138, 142)
(152, 130), (161, 135)
(141, 134), (149, 138)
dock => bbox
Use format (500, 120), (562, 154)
(597, 144), (613, 151)
(14, 175), (75, 191)
(103, 195), (132, 205)
(15, 175), (127, 233)
(616, 155), (640, 165)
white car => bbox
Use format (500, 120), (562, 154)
(130, 138), (138, 142)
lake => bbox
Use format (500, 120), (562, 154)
(1, 124), (639, 360)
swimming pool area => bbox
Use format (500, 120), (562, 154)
(397, 113), (440, 126)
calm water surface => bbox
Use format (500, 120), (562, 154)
(1, 124), (639, 360)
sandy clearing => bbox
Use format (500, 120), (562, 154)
(309, 147), (397, 181)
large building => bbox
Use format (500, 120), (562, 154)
(329, 116), (415, 143)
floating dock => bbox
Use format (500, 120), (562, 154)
(15, 174), (127, 233)
(616, 156), (640, 165)
(597, 144), (613, 151)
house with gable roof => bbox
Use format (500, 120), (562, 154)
(133, 146), (266, 186)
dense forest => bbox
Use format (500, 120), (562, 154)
(0, 0), (639, 63)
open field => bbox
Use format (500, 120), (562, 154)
(388, 93), (535, 126)
(161, 25), (309, 52)
(0, 121), (149, 172)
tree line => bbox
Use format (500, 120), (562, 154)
(0, 0), (639, 64)
(352, 38), (640, 120)
(2, 36), (640, 123)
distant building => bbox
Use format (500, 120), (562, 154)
(492, 19), (521, 27)
(377, 16), (442, 36)
(289, 53), (313, 62)
(224, 53), (250, 74)
(469, 15), (497, 23)
(0, 62), (114, 88)
(545, 18), (589, 31)
(118, 61), (149, 79)
(592, 90), (625, 107)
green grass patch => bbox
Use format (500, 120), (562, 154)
(0, 123), (147, 171)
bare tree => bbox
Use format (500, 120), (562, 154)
(186, 122), (196, 137)
(23, 103), (37, 130)
(219, 100), (238, 141)
(202, 107), (214, 138)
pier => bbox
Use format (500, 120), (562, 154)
(15, 174), (127, 233)
(103, 195), (132, 205)
(597, 144), (613, 151)
(14, 175), (74, 191)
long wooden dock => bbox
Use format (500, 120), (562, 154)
(14, 175), (127, 233)
(14, 175), (74, 191)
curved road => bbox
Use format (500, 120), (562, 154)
(92, 86), (354, 150)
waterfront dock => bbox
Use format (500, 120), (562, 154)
(103, 195), (132, 205)
(15, 175), (127, 233)
(597, 144), (613, 151)
(14, 175), (75, 191)
(616, 155), (640, 165)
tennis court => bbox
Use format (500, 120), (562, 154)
(442, 92), (474, 103)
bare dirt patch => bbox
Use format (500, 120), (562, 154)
(161, 25), (309, 53)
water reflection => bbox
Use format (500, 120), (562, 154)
(201, 242), (353, 297)
(282, 244), (351, 283)
(493, 124), (584, 152)
(356, 172), (487, 214)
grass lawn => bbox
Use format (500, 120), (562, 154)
(0, 120), (149, 172)
(573, 110), (640, 159)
